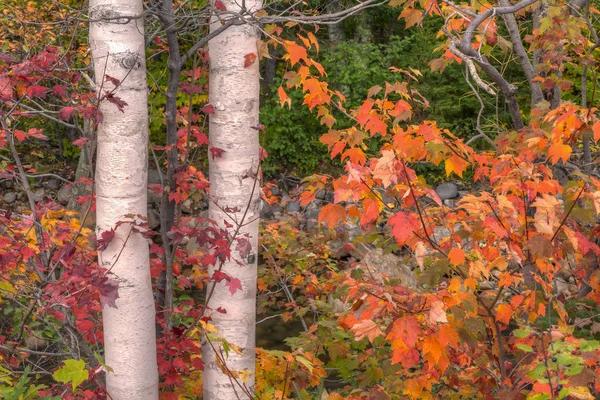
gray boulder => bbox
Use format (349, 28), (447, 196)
(435, 182), (459, 201)
(3, 192), (17, 204)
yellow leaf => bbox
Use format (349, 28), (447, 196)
(238, 368), (252, 383)
(445, 154), (468, 178)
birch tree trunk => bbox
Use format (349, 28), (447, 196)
(202, 0), (262, 398)
(89, 0), (158, 398)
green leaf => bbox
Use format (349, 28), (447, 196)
(565, 363), (583, 376)
(295, 355), (314, 373)
(580, 340), (599, 352)
(52, 359), (88, 392)
(516, 343), (533, 352)
(513, 329), (529, 338)
(528, 364), (547, 380)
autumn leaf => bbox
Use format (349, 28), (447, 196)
(201, 104), (214, 114)
(445, 154), (468, 178)
(210, 146), (225, 159)
(360, 197), (380, 228)
(593, 120), (600, 142)
(350, 319), (383, 343)
(59, 106), (76, 120)
(400, 8), (423, 29)
(13, 129), (27, 142)
(278, 86), (291, 109)
(97, 228), (116, 251)
(243, 53), (257, 68)
(531, 194), (561, 235)
(226, 277), (243, 295)
(26, 85), (48, 99)
(0, 76), (13, 100)
(448, 248), (465, 266)
(318, 204), (346, 229)
(496, 303), (512, 324)
(283, 41), (307, 66)
(388, 211), (420, 246)
(548, 141), (572, 164)
(214, 0), (227, 11)
(429, 301), (448, 324)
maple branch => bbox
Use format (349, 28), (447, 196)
(438, 0), (477, 17)
(258, 0), (387, 24)
(455, 0), (538, 129)
(449, 42), (496, 96)
(464, 66), (498, 149)
(14, 102), (84, 134)
(1, 120), (49, 279)
(262, 243), (309, 332)
(0, 343), (71, 357)
(497, 0), (543, 107)
(550, 184), (585, 243)
(180, 17), (243, 66)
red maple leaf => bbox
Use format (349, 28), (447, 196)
(214, 0), (227, 10)
(388, 211), (421, 246)
(210, 146), (225, 159)
(97, 228), (116, 251)
(72, 137), (89, 148)
(244, 53), (257, 68)
(59, 106), (76, 120)
(26, 85), (48, 99)
(201, 104), (214, 114)
(226, 277), (242, 295)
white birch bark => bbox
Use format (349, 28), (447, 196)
(89, 0), (158, 398)
(202, 1), (262, 398)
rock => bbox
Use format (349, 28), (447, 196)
(344, 221), (361, 241)
(44, 178), (60, 191)
(262, 202), (284, 219)
(316, 189), (326, 200)
(435, 182), (459, 201)
(3, 191), (17, 204)
(479, 280), (495, 290)
(261, 199), (274, 219)
(304, 201), (321, 229)
(181, 199), (192, 214)
(2, 180), (13, 189)
(271, 204), (283, 218)
(360, 247), (417, 287)
(375, 188), (395, 207)
(433, 226), (451, 243)
(326, 192), (334, 203)
(57, 185), (71, 205)
(270, 186), (280, 196)
(287, 201), (301, 213)
(33, 188), (45, 202)
(147, 189), (162, 209)
(148, 169), (162, 185)
(443, 199), (455, 207)
(148, 208), (160, 230)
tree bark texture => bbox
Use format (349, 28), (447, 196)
(202, 0), (262, 398)
(89, 0), (159, 398)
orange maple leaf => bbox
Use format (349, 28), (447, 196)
(350, 319), (383, 343)
(318, 204), (346, 229)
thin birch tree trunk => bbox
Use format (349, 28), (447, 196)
(89, 0), (158, 398)
(202, 0), (262, 397)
